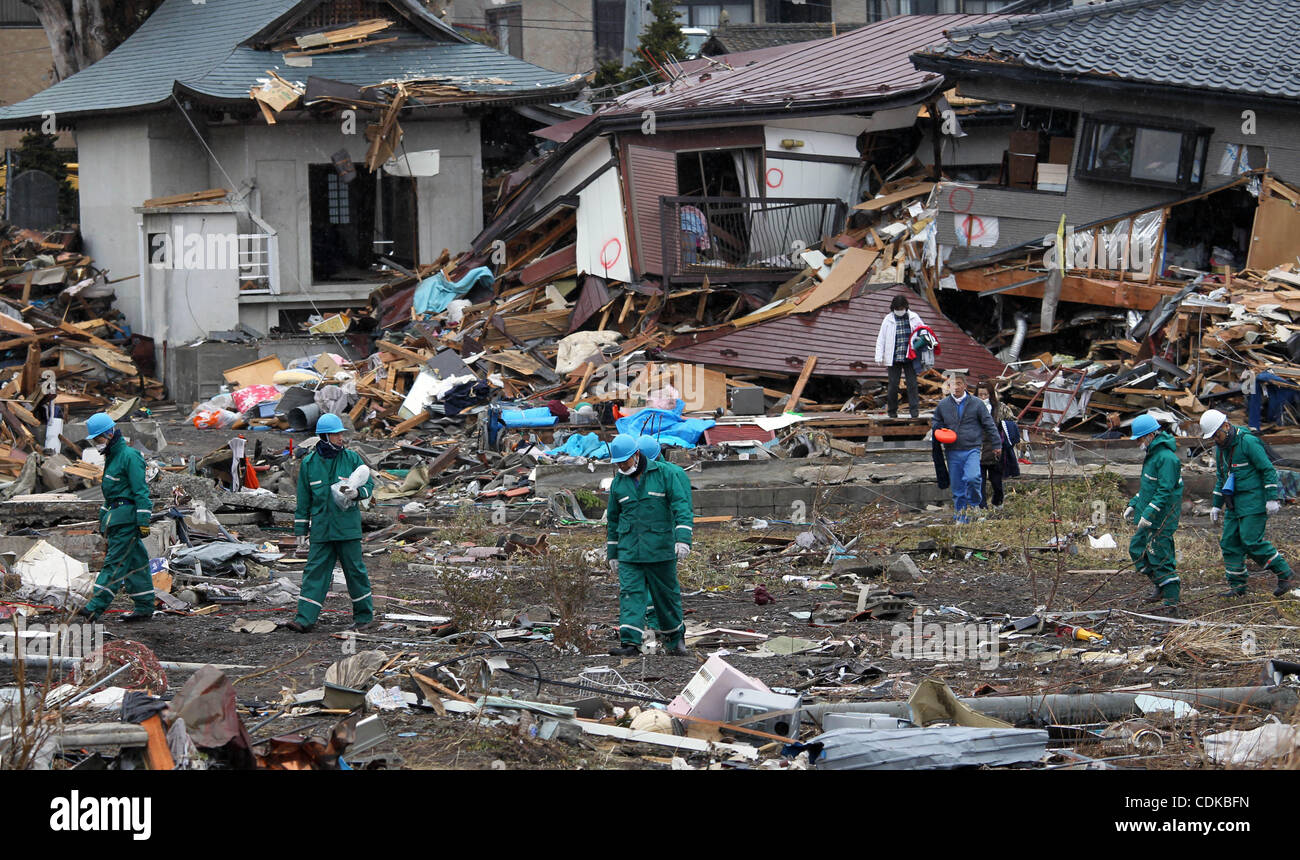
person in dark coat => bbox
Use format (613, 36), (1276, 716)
(977, 382), (1020, 508)
(931, 373), (999, 523)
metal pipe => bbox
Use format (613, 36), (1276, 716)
(64, 662), (135, 706)
(997, 311), (1031, 364)
(0, 656), (256, 672)
(802, 686), (1300, 726)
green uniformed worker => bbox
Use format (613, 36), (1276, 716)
(1123, 414), (1181, 609)
(635, 434), (690, 638)
(1203, 409), (1294, 597)
(285, 413), (375, 632)
(77, 412), (156, 622)
(605, 433), (693, 656)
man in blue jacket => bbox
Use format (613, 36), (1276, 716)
(931, 373), (999, 524)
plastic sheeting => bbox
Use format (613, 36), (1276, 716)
(616, 404), (716, 448)
(547, 432), (609, 459)
(499, 406), (559, 428)
(412, 266), (494, 315)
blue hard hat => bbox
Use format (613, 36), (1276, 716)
(85, 412), (115, 439)
(636, 435), (661, 461)
(315, 413), (345, 435)
(1130, 413), (1161, 440)
(609, 434), (638, 464)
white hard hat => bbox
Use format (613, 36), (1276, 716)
(1200, 409), (1228, 439)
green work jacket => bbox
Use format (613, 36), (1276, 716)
(606, 459), (694, 564)
(294, 447), (374, 541)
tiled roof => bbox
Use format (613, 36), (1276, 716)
(603, 14), (1003, 119)
(0, 0), (580, 125)
(916, 0), (1300, 101)
(701, 23), (864, 55)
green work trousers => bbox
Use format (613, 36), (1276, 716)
(618, 560), (684, 647)
(1129, 522), (1180, 603)
(85, 524), (154, 614)
(1221, 512), (1293, 590)
(294, 539), (373, 626)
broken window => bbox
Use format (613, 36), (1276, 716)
(1076, 114), (1210, 191)
(1216, 142), (1267, 177)
(308, 163), (418, 283)
(486, 4), (523, 59)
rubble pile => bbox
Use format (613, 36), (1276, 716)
(0, 223), (162, 484)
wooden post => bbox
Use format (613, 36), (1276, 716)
(776, 356), (818, 415)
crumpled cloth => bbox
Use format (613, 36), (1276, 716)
(413, 266), (494, 315)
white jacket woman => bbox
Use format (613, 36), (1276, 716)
(874, 308), (925, 366)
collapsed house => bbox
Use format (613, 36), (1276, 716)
(368, 14), (1014, 441)
(897, 0), (1300, 435)
(0, 0), (584, 396)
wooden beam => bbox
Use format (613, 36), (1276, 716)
(953, 268), (1179, 310)
(376, 340), (430, 367)
(775, 355), (818, 415)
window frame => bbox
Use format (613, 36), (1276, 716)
(1075, 112), (1212, 192)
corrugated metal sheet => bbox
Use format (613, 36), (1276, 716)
(624, 145), (676, 276)
(662, 283), (1006, 381)
(703, 425), (776, 445)
(602, 14), (1003, 119)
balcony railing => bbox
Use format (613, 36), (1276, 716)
(660, 196), (847, 282)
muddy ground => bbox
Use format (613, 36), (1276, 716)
(6, 415), (1300, 770)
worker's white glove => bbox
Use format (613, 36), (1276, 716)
(296, 535), (308, 554)
(340, 485), (359, 500)
(1136, 517), (1152, 531)
(675, 542), (691, 560)
(1122, 506), (1134, 523)
(1210, 507), (1221, 524)
(1267, 500), (1282, 516)
(608, 558), (619, 575)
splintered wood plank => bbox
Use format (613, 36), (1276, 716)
(775, 355), (818, 415)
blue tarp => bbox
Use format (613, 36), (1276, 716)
(616, 403), (715, 448)
(500, 406), (558, 428)
(547, 432), (609, 459)
(412, 266), (495, 315)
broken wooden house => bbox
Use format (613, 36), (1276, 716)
(0, 0), (584, 396)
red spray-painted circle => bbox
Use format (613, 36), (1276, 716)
(947, 186), (974, 214)
(765, 167), (784, 188)
(600, 238), (622, 269)
(958, 215), (987, 242)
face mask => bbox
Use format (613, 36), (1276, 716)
(617, 457), (638, 475)
(94, 439), (108, 452)
(894, 310), (907, 319)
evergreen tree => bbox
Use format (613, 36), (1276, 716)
(592, 0), (688, 96)
(14, 131), (78, 225)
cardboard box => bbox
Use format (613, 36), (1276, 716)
(1036, 162), (1068, 192)
(1008, 130), (1042, 156)
(1048, 135), (1075, 165)
(1007, 153), (1038, 189)
(222, 354), (284, 389)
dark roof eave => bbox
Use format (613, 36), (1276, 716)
(0, 99), (175, 130)
(911, 51), (1300, 112)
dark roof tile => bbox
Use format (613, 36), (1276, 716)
(918, 0), (1300, 101)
